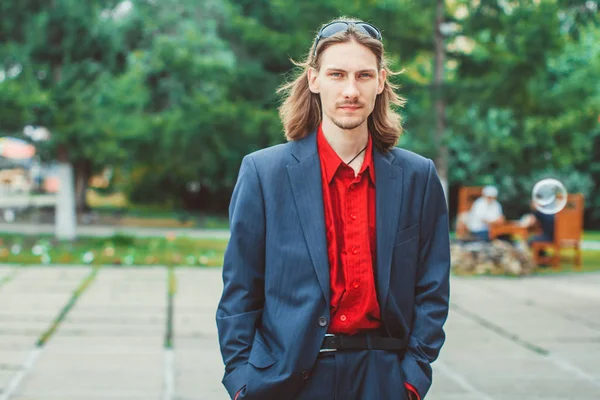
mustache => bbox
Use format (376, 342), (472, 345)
(336, 102), (364, 108)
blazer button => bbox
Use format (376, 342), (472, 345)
(318, 317), (328, 327)
(301, 370), (309, 380)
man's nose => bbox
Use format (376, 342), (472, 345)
(342, 78), (359, 99)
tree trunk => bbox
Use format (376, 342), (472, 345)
(74, 159), (92, 214)
(434, 0), (449, 203)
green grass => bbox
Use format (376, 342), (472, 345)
(2, 232), (599, 274)
(88, 206), (230, 229)
(532, 249), (600, 275)
(582, 231), (600, 241)
(0, 233), (228, 267)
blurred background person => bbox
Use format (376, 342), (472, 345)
(466, 185), (505, 241)
(520, 201), (556, 266)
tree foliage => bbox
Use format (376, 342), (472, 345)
(1, 0), (599, 223)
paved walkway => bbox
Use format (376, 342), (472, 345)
(0, 223), (231, 239)
(0, 265), (599, 400)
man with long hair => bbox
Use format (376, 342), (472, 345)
(217, 17), (450, 400)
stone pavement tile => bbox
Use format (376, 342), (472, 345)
(0, 349), (29, 367)
(0, 268), (88, 315)
(51, 324), (164, 337)
(0, 292), (74, 311)
(4, 267), (89, 285)
(439, 314), (529, 359)
(175, 336), (225, 400)
(12, 393), (160, 400)
(0, 319), (55, 334)
(476, 377), (600, 398)
(173, 269), (223, 400)
(49, 335), (162, 348)
(536, 342), (600, 380)
(0, 333), (38, 349)
(453, 355), (583, 381)
(16, 352), (164, 394)
(176, 385), (229, 400)
(449, 279), (600, 343)
(0, 370), (17, 392)
(494, 397), (576, 400)
(427, 365), (475, 398)
(474, 277), (600, 327)
(43, 341), (164, 357)
(174, 268), (222, 337)
(0, 269), (88, 397)
(9, 268), (167, 399)
(427, 396), (486, 400)
(65, 307), (166, 322)
(0, 265), (17, 280)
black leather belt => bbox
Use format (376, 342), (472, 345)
(320, 333), (408, 353)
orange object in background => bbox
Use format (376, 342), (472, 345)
(43, 176), (60, 193)
(0, 137), (36, 159)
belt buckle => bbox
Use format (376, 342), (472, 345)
(319, 333), (337, 353)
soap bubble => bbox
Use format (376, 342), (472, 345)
(532, 179), (567, 214)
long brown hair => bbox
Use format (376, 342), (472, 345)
(277, 17), (406, 153)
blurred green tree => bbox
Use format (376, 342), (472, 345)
(443, 0), (599, 219)
(0, 0), (148, 212)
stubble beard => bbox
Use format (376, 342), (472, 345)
(331, 115), (368, 131)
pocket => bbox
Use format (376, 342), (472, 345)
(248, 337), (277, 369)
(395, 223), (419, 247)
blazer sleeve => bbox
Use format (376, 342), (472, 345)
(216, 155), (266, 399)
(401, 159), (451, 398)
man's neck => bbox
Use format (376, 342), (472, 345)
(321, 117), (369, 165)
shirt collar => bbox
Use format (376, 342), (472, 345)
(317, 123), (376, 185)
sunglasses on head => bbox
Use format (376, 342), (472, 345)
(313, 21), (382, 57)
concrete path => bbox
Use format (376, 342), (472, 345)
(0, 265), (599, 400)
(0, 223), (230, 240)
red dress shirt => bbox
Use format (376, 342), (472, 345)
(317, 124), (420, 400)
(317, 124), (381, 334)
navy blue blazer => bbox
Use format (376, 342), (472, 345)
(216, 130), (450, 400)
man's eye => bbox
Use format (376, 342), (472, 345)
(330, 72), (342, 77)
(360, 73), (373, 78)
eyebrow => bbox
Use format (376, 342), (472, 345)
(324, 67), (378, 74)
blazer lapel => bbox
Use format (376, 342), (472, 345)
(374, 149), (404, 312)
(287, 131), (331, 304)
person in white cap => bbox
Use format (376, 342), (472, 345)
(466, 185), (505, 241)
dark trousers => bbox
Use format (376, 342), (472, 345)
(293, 350), (409, 400)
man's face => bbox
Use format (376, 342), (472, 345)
(308, 41), (386, 131)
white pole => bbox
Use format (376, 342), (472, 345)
(54, 161), (77, 240)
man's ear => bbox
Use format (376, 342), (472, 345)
(377, 68), (387, 95)
(307, 67), (320, 94)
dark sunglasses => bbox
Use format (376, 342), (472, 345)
(313, 21), (382, 57)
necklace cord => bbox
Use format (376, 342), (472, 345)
(346, 144), (368, 165)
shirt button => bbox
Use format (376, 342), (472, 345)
(318, 317), (328, 327)
(350, 213), (357, 220)
(353, 281), (360, 289)
(340, 314), (347, 322)
(352, 247), (359, 254)
(349, 184), (355, 190)
(301, 370), (309, 380)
